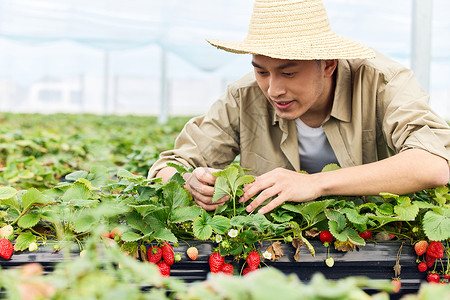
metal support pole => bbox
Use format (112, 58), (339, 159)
(159, 47), (169, 124)
(411, 0), (433, 93)
(103, 50), (110, 115)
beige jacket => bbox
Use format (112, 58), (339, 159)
(148, 51), (450, 178)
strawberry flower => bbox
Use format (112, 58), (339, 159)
(215, 234), (223, 243)
(262, 251), (272, 260)
(228, 229), (238, 238)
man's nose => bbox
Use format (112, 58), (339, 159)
(267, 76), (286, 99)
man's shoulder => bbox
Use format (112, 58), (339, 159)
(346, 50), (411, 81)
(227, 72), (260, 93)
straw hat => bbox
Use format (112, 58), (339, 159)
(207, 0), (375, 60)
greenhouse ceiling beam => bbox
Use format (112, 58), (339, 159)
(411, 0), (432, 93)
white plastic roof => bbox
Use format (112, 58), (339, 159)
(0, 0), (449, 118)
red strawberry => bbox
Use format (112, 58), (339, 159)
(220, 263), (234, 275)
(427, 272), (440, 283)
(156, 261), (170, 277)
(391, 278), (401, 293)
(414, 240), (428, 256)
(161, 242), (174, 266)
(425, 254), (436, 268)
(147, 246), (162, 264)
(0, 238), (13, 260)
(319, 230), (333, 243)
(186, 246), (198, 261)
(242, 267), (253, 276)
(358, 230), (372, 240)
(246, 251), (260, 270)
(417, 262), (427, 272)
(209, 252), (225, 273)
(426, 241), (444, 259)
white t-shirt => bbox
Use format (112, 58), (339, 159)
(295, 118), (339, 174)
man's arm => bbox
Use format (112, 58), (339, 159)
(241, 149), (450, 214)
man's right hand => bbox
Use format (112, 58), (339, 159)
(183, 167), (230, 210)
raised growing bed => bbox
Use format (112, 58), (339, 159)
(1, 240), (442, 299)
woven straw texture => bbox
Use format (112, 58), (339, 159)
(207, 0), (375, 60)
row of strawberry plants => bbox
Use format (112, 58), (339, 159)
(0, 163), (449, 285)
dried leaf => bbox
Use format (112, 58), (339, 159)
(264, 241), (284, 261)
(304, 230), (320, 238)
(140, 245), (148, 262)
(292, 238), (304, 262)
(334, 240), (356, 252)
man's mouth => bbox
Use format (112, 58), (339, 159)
(273, 100), (294, 109)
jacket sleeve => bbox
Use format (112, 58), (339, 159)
(377, 66), (450, 166)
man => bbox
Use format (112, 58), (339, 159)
(148, 0), (450, 214)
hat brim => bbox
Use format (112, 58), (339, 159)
(207, 34), (375, 60)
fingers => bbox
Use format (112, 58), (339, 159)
(184, 167), (229, 211)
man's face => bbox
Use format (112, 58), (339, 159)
(252, 55), (334, 122)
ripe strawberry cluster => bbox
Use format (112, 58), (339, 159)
(147, 242), (174, 277)
(208, 250), (261, 276)
(414, 240), (449, 284)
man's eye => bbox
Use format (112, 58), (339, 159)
(257, 71), (268, 76)
(283, 73), (294, 77)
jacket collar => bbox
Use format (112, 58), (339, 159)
(330, 59), (352, 123)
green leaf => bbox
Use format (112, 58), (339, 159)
(17, 213), (41, 229)
(324, 209), (346, 232)
(321, 163), (340, 172)
(413, 201), (437, 209)
(328, 220), (347, 242)
(241, 230), (258, 244)
(233, 175), (254, 192)
(14, 231), (36, 251)
(162, 180), (190, 208)
(170, 206), (202, 223)
(212, 176), (230, 203)
(344, 228), (366, 246)
(86, 165), (110, 188)
(126, 211), (148, 232)
(366, 214), (405, 226)
(128, 204), (167, 217)
(117, 168), (141, 180)
(62, 180), (90, 202)
(379, 192), (399, 200)
(40, 210), (60, 224)
(376, 203), (394, 216)
(121, 231), (143, 242)
(433, 186), (448, 205)
(423, 209), (450, 241)
(283, 199), (334, 224)
(153, 228), (178, 243)
(21, 188), (49, 211)
(227, 243), (244, 256)
(166, 163), (189, 175)
(209, 215), (231, 234)
(73, 214), (96, 233)
(230, 214), (271, 233)
(192, 211), (213, 240)
(0, 186), (20, 211)
(270, 211), (293, 223)
(0, 186), (17, 200)
(341, 208), (368, 225)
(394, 203), (419, 220)
(63, 170), (88, 181)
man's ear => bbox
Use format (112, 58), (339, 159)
(323, 59), (338, 77)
